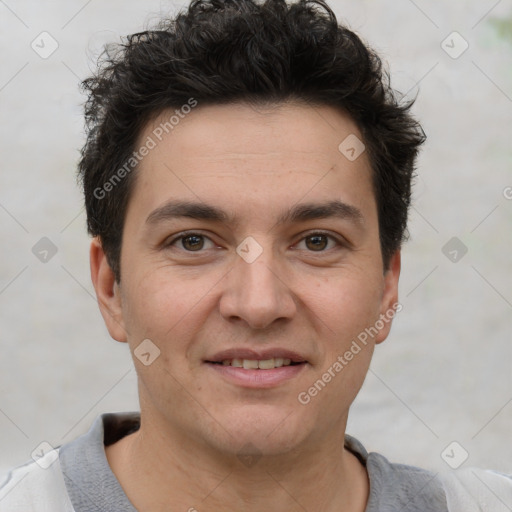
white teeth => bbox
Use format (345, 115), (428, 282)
(258, 358), (275, 370)
(219, 358), (295, 369)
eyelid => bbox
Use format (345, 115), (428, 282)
(165, 229), (348, 252)
(292, 230), (347, 250)
(166, 230), (216, 249)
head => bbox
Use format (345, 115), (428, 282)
(83, 0), (424, 459)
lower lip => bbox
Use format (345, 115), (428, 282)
(205, 362), (307, 388)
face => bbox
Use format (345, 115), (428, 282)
(92, 102), (400, 457)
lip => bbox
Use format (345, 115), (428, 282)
(205, 361), (308, 388)
(206, 348), (307, 363)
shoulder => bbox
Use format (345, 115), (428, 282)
(367, 451), (512, 512)
(0, 449), (75, 512)
(347, 435), (512, 512)
(345, 435), (449, 510)
(437, 466), (512, 512)
(365, 452), (449, 511)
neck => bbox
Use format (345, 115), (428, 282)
(106, 413), (369, 512)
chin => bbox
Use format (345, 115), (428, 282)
(214, 407), (311, 456)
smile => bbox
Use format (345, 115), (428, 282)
(205, 359), (308, 388)
(213, 358), (299, 369)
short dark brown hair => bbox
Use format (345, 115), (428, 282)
(78, 0), (425, 282)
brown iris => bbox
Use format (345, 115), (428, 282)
(305, 234), (328, 251)
(182, 235), (204, 251)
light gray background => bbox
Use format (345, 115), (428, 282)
(1, 0), (511, 478)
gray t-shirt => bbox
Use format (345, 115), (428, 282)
(2, 412), (512, 511)
(59, 412), (448, 511)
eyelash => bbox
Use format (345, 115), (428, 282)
(166, 230), (345, 253)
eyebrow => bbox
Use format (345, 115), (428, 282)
(145, 199), (364, 228)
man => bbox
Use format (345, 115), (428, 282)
(1, 0), (511, 510)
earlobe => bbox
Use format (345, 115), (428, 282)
(89, 237), (128, 342)
(374, 250), (401, 345)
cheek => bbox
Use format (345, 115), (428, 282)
(298, 275), (380, 425)
(121, 266), (221, 363)
(308, 268), (384, 341)
(121, 268), (190, 340)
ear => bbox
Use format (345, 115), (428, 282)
(374, 249), (401, 345)
(89, 237), (128, 342)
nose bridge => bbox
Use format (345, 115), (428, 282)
(219, 238), (296, 329)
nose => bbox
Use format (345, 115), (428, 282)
(218, 247), (297, 330)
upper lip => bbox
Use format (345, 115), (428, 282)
(206, 348), (307, 363)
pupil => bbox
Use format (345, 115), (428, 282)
(184, 235), (203, 251)
(307, 235), (326, 251)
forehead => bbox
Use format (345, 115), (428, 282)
(145, 101), (365, 164)
(127, 101), (375, 226)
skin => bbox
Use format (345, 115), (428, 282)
(90, 101), (401, 512)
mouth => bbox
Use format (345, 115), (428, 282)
(207, 358), (305, 370)
(204, 350), (309, 388)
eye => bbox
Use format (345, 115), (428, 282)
(295, 232), (342, 252)
(165, 230), (344, 254)
(167, 232), (216, 252)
